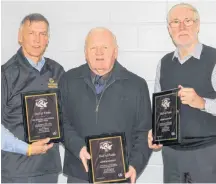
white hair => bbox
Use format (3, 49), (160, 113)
(84, 27), (118, 50)
(167, 3), (200, 23)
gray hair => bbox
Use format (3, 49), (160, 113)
(167, 3), (200, 23)
(20, 13), (49, 32)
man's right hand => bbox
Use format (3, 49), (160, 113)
(79, 146), (91, 172)
(148, 129), (163, 150)
(29, 138), (54, 155)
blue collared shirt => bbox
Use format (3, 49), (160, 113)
(172, 43), (203, 63)
(91, 72), (111, 95)
(1, 124), (28, 155)
(26, 56), (45, 72)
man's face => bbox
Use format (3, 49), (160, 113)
(19, 21), (49, 62)
(85, 30), (118, 76)
(168, 6), (200, 48)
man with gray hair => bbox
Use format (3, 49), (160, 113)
(1, 13), (64, 182)
(148, 3), (216, 183)
(60, 27), (152, 183)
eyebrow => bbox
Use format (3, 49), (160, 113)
(170, 17), (192, 21)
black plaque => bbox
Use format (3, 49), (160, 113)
(152, 88), (181, 146)
(22, 90), (63, 143)
(86, 132), (128, 183)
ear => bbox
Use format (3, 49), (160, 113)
(196, 20), (200, 33)
(46, 40), (49, 47)
(167, 25), (172, 37)
(84, 47), (88, 61)
(18, 28), (23, 45)
(114, 47), (118, 59)
(84, 47), (87, 56)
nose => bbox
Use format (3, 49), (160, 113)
(179, 21), (186, 30)
(95, 47), (104, 56)
(34, 33), (40, 43)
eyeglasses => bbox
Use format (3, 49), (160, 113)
(169, 18), (197, 28)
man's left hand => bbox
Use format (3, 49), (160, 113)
(178, 85), (205, 109)
(125, 165), (136, 184)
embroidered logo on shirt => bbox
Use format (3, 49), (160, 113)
(48, 78), (58, 88)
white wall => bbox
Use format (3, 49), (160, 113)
(1, 1), (216, 183)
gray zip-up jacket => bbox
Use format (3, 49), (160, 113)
(1, 48), (64, 177)
(60, 61), (152, 180)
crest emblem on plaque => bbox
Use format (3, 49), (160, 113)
(161, 98), (170, 110)
(35, 98), (48, 108)
(100, 141), (113, 152)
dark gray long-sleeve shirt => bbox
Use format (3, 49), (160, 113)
(1, 48), (65, 177)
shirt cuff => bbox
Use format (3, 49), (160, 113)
(15, 140), (29, 155)
(202, 98), (216, 116)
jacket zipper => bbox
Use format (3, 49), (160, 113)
(95, 80), (116, 124)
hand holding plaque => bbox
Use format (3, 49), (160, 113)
(148, 130), (163, 149)
(125, 166), (136, 183)
(152, 88), (181, 146)
(79, 146), (91, 172)
(22, 90), (64, 143)
(86, 132), (128, 183)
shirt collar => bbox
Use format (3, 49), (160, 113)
(25, 56), (45, 71)
(91, 71), (111, 85)
(172, 43), (203, 61)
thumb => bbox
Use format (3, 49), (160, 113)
(148, 129), (153, 140)
(84, 150), (91, 160)
(178, 85), (184, 97)
(46, 142), (54, 150)
(39, 138), (51, 145)
(178, 85), (184, 89)
(125, 169), (133, 178)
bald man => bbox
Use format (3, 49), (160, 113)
(60, 27), (152, 183)
(148, 3), (216, 183)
